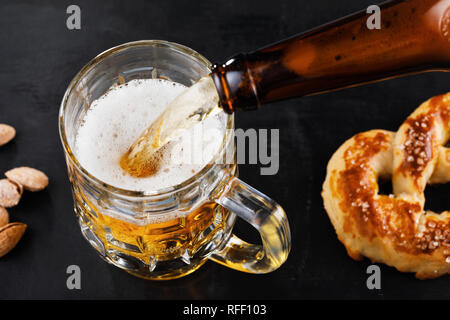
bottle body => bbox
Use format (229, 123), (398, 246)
(211, 0), (450, 113)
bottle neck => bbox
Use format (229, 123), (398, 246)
(211, 0), (450, 113)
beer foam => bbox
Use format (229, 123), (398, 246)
(75, 78), (226, 192)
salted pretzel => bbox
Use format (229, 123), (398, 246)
(322, 93), (450, 279)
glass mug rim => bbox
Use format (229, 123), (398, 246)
(58, 40), (234, 200)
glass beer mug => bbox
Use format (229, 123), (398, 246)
(59, 40), (291, 280)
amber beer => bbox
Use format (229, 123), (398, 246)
(68, 72), (237, 279)
(73, 185), (233, 271)
(211, 0), (450, 113)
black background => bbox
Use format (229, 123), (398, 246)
(0, 0), (449, 300)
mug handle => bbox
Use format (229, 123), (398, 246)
(210, 177), (291, 273)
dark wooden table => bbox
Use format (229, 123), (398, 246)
(0, 0), (448, 299)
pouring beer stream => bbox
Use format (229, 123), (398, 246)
(120, 76), (221, 177)
(121, 0), (450, 177)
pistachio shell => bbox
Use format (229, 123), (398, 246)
(0, 179), (22, 207)
(0, 207), (8, 227)
(0, 222), (26, 258)
(5, 167), (49, 192)
(0, 124), (16, 146)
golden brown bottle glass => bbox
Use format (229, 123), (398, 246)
(211, 0), (450, 113)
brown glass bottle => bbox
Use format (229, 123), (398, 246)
(211, 0), (450, 113)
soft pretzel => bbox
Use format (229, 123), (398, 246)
(322, 93), (450, 279)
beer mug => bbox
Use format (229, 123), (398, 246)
(59, 40), (291, 280)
